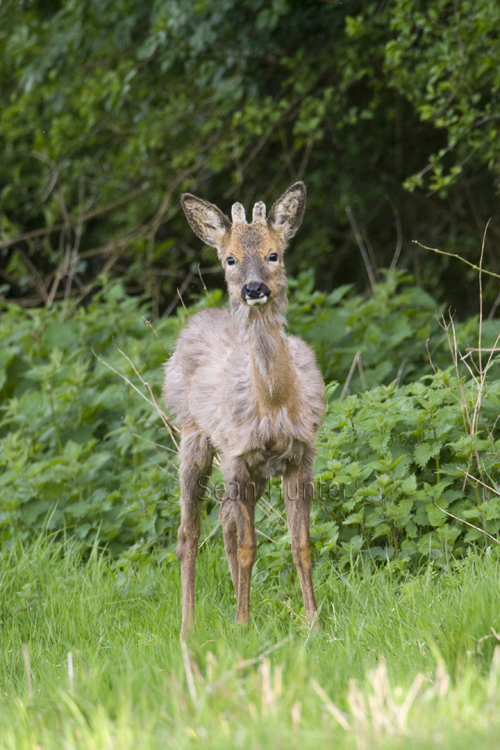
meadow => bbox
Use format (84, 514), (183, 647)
(1, 536), (499, 749)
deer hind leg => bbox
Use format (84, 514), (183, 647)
(284, 465), (318, 623)
(220, 498), (239, 594)
(177, 424), (213, 638)
(221, 465), (266, 624)
(221, 477), (267, 621)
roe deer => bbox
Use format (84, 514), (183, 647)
(163, 182), (325, 636)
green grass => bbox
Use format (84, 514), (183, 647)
(1, 536), (499, 748)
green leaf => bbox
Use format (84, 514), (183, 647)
(414, 442), (440, 469)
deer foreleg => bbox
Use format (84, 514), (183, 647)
(177, 499), (199, 638)
(284, 467), (318, 623)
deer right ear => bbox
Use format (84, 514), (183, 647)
(181, 194), (231, 249)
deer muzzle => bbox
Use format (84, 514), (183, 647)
(241, 282), (271, 306)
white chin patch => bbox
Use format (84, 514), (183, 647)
(246, 296), (268, 306)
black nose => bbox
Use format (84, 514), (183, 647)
(241, 282), (271, 300)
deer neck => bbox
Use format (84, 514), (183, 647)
(232, 297), (296, 411)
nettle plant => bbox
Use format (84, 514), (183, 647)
(0, 285), (187, 553)
(287, 269), (446, 390)
(313, 347), (500, 571)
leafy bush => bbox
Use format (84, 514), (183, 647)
(288, 269), (446, 389)
(314, 372), (500, 570)
(3, 0), (500, 316)
(0, 283), (187, 553)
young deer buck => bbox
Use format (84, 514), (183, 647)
(163, 182), (325, 636)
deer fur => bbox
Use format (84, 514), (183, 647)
(163, 182), (325, 636)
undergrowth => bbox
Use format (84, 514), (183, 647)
(0, 271), (499, 569)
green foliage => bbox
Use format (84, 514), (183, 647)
(0, 283), (189, 552)
(316, 373), (500, 570)
(288, 269), (445, 388)
(1, 0), (500, 313)
(1, 274), (499, 570)
(384, 0), (500, 195)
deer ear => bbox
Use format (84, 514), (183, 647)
(181, 194), (231, 248)
(267, 182), (306, 242)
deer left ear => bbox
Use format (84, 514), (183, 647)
(267, 182), (306, 242)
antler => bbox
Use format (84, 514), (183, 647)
(231, 202), (247, 223)
(252, 201), (266, 222)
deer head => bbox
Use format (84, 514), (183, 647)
(180, 182), (306, 312)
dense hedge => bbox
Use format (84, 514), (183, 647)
(2, 1), (500, 314)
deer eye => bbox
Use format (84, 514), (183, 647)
(268, 253), (278, 262)
(226, 257), (236, 266)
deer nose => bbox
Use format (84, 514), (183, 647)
(241, 282), (271, 304)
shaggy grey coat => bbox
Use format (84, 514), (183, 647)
(163, 182), (325, 635)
